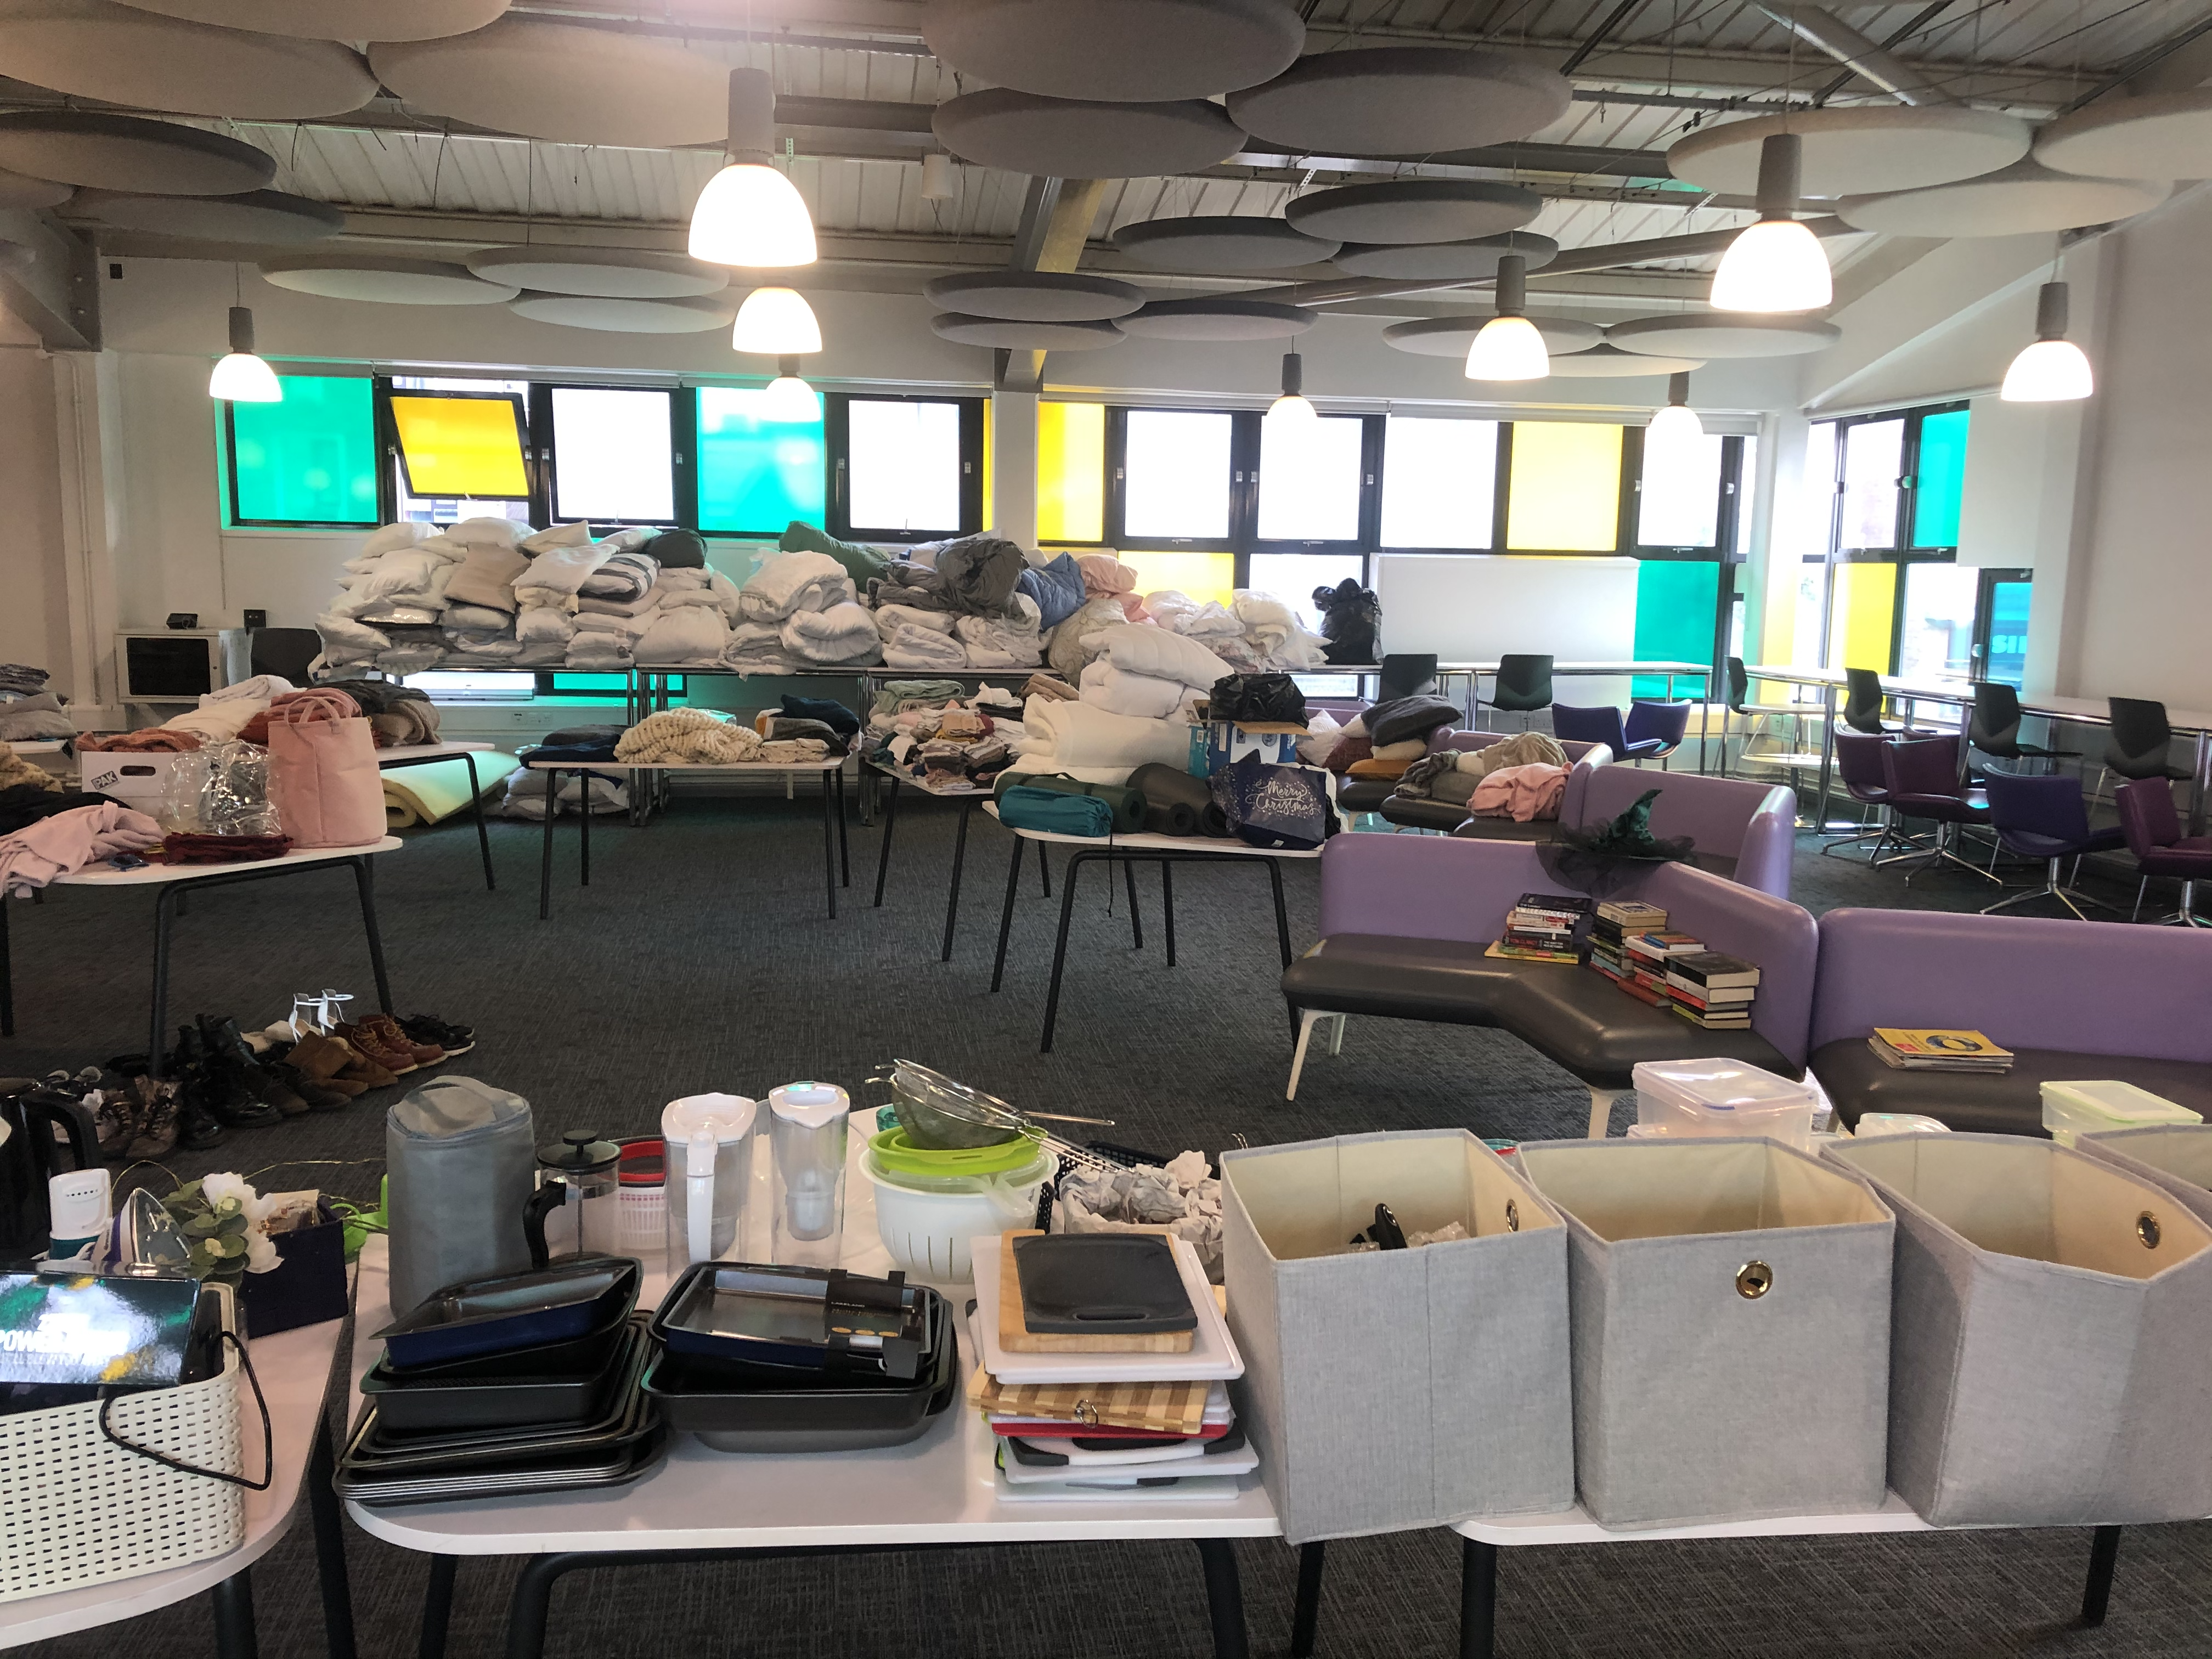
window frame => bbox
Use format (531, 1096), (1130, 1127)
(221, 376), (383, 531)
(377, 381), (537, 513)
(529, 382), (692, 530)
(1809, 400), (1973, 673)
(1250, 411), (1379, 556)
(1627, 429), (1748, 560)
(692, 383), (831, 540)
(827, 391), (986, 543)
(1372, 414), (1506, 555)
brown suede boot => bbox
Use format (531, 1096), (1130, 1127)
(288, 1031), (355, 1082)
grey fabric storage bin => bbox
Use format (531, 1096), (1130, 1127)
(1829, 1132), (2212, 1527)
(1222, 1130), (1572, 1545)
(1516, 1136), (1893, 1530)
(2076, 1124), (2212, 1229)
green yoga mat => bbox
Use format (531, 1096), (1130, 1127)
(383, 752), (520, 828)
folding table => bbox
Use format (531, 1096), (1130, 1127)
(376, 740), (499, 890)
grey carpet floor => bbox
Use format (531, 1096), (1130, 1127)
(6, 799), (2207, 1659)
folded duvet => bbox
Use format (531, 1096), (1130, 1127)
(515, 606), (577, 647)
(635, 606), (732, 665)
(954, 594), (1042, 669)
(1018, 698), (1192, 771)
(740, 550), (853, 621)
(1084, 624), (1233, 692)
(317, 612), (391, 664)
(723, 622), (793, 672)
(884, 624), (967, 670)
(1234, 590), (1329, 670)
(876, 602), (956, 640)
(1079, 660), (1192, 721)
(782, 601), (882, 665)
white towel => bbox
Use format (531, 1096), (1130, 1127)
(635, 606), (731, 665)
(1080, 660), (1189, 720)
(739, 550), (853, 621)
(1084, 624), (1233, 692)
(876, 602), (957, 641)
(883, 623), (968, 670)
(781, 601), (882, 664)
(1018, 698), (1193, 770)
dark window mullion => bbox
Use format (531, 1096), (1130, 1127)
(1228, 409), (1260, 587)
(1103, 404), (1130, 546)
(1491, 422), (1514, 552)
(1618, 424), (1644, 557)
(672, 385), (699, 533)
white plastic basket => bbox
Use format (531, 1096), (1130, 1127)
(0, 1288), (245, 1604)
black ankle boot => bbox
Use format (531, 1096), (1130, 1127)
(200, 1015), (305, 1117)
(175, 1089), (227, 1152)
(182, 1045), (280, 1131)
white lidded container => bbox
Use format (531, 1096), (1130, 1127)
(2040, 1080), (2201, 1148)
(1632, 1058), (1819, 1150)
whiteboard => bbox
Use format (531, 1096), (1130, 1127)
(1375, 554), (1639, 662)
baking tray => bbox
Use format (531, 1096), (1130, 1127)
(362, 1314), (639, 1432)
(374, 1254), (640, 1369)
(1011, 1234), (1196, 1335)
(357, 1322), (653, 1464)
(379, 1300), (631, 1382)
(339, 1423), (666, 1508)
(650, 1260), (929, 1382)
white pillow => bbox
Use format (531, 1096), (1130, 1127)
(360, 521), (426, 557)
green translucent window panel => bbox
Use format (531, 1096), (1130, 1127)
(228, 376), (379, 525)
(1631, 559), (1718, 698)
(1911, 408), (1969, 548)
(696, 386), (826, 535)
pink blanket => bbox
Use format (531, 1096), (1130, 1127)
(0, 802), (165, 895)
(1469, 762), (1568, 823)
(1077, 554), (1148, 622)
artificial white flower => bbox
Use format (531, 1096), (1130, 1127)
(244, 1233), (281, 1274)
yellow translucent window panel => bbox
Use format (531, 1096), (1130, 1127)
(1505, 422), (1623, 551)
(389, 395), (529, 498)
(1120, 550), (1235, 608)
(1827, 561), (1897, 675)
(1037, 401), (1105, 544)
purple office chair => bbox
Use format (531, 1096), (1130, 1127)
(2116, 777), (2212, 926)
(1825, 731), (1909, 861)
(1624, 699), (1694, 770)
(1553, 703), (1671, 764)
(1880, 736), (1997, 887)
(1980, 771), (2126, 919)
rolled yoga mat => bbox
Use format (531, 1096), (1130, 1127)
(1128, 762), (1229, 837)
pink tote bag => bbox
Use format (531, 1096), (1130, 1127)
(268, 710), (385, 847)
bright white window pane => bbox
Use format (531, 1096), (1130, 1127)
(1637, 431), (1724, 548)
(1257, 415), (1363, 542)
(849, 399), (963, 533)
(1248, 552), (1365, 631)
(1380, 416), (1497, 548)
(397, 670), (536, 700)
(552, 387), (674, 522)
(1897, 562), (1980, 683)
(1124, 410), (1232, 540)
(1839, 417), (1903, 550)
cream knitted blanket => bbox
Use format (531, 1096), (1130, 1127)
(614, 709), (763, 765)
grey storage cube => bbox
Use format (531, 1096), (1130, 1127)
(1830, 1133), (2212, 1527)
(2076, 1124), (2212, 1229)
(1516, 1136), (1893, 1530)
(1222, 1130), (1572, 1545)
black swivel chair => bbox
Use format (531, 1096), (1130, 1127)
(245, 627), (325, 685)
(1842, 668), (1908, 736)
(1970, 680), (2078, 775)
(1485, 654), (1553, 731)
(1376, 653), (1438, 703)
(2095, 697), (2192, 802)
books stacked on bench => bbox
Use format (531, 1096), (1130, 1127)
(1869, 1028), (2016, 1073)
(1620, 929), (1706, 1008)
(1486, 891), (1594, 963)
(1587, 900), (1670, 996)
(1666, 951), (1761, 1030)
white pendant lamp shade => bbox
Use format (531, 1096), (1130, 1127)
(1711, 134), (1831, 314)
(1266, 351), (1315, 422)
(1465, 254), (1548, 381)
(1644, 373), (1702, 453)
(208, 304), (279, 401)
(2001, 281), (2092, 403)
(760, 360), (820, 423)
(920, 152), (957, 201)
(732, 286), (822, 355)
(690, 69), (817, 268)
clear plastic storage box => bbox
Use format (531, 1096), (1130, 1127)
(1632, 1059), (1820, 1150)
(2040, 1080), (2202, 1148)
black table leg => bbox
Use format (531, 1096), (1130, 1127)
(462, 752), (495, 891)
(2081, 1525), (2122, 1625)
(1162, 860), (1177, 968)
(538, 769), (558, 921)
(991, 833), (1024, 994)
(306, 1415), (358, 1659)
(149, 883), (180, 1079)
(1460, 1536), (1498, 1659)
(1124, 854), (1144, 950)
(1290, 1541), (1325, 1659)
(210, 1566), (258, 1659)
(835, 765), (849, 887)
(579, 771), (591, 886)
(418, 1555), (458, 1659)
(505, 1553), (567, 1659)
(1268, 859), (1298, 1042)
(873, 775), (901, 908)
(1040, 850), (1086, 1053)
(351, 857), (393, 1014)
(1039, 844), (1051, 899)
(941, 798), (972, 962)
(1194, 1538), (1249, 1659)
(821, 770), (838, 920)
(1, 897), (12, 1037)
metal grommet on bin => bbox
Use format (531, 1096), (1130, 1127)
(2138, 1211), (2162, 1250)
(1735, 1260), (1774, 1300)
(1504, 1199), (1519, 1233)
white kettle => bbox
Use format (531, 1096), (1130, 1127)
(661, 1093), (757, 1269)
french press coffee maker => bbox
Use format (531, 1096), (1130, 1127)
(534, 1130), (622, 1260)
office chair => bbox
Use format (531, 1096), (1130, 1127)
(1970, 681), (2078, 775)
(1980, 771), (2124, 919)
(1485, 654), (1553, 732)
(2094, 697), (2192, 803)
(1377, 653), (1438, 703)
(2115, 777), (2212, 925)
(1623, 700), (1692, 769)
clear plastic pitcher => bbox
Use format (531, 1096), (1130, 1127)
(769, 1082), (849, 1268)
(661, 1093), (757, 1270)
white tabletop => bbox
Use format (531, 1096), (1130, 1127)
(526, 758), (844, 774)
(376, 741), (495, 764)
(52, 836), (402, 887)
(1452, 1492), (1936, 1549)
(0, 1305), (348, 1648)
(1743, 668), (2212, 738)
(1440, 661), (1712, 678)
(864, 755), (989, 798)
(8, 740), (64, 756)
(981, 801), (1321, 857)
(345, 1113), (1278, 1555)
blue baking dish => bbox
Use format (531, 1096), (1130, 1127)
(373, 1254), (640, 1369)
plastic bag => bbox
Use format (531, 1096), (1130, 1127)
(1207, 672), (1307, 726)
(1052, 1150), (1224, 1282)
(156, 739), (283, 836)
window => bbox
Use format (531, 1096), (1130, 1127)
(1119, 550), (1235, 607)
(1827, 560), (1898, 673)
(1909, 407), (1970, 548)
(224, 374), (379, 527)
(696, 386), (826, 536)
(1897, 561), (1980, 682)
(1505, 422), (1624, 552)
(1120, 409), (1235, 543)
(548, 386), (676, 524)
(1379, 417), (1497, 549)
(1256, 415), (1364, 544)
(1635, 431), (1726, 550)
(1837, 417), (1903, 552)
(1037, 401), (1107, 544)
(1632, 559), (1721, 698)
(387, 391), (531, 499)
(1249, 552), (1365, 629)
(833, 396), (979, 540)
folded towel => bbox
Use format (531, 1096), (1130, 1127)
(1085, 623), (1233, 692)
(876, 602), (957, 640)
(1079, 660), (1189, 720)
(1019, 698), (1193, 771)
(884, 624), (968, 670)
(635, 606), (731, 666)
(782, 601), (882, 665)
(740, 550), (853, 621)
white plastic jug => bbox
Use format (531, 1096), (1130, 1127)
(661, 1093), (757, 1269)
(769, 1082), (850, 1268)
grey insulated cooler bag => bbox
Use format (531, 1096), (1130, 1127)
(1515, 1136), (1894, 1530)
(1829, 1132), (2212, 1527)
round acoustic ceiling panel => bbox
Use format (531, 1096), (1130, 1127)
(1667, 106), (2033, 199)
(68, 187), (344, 242)
(1111, 213), (1339, 270)
(933, 90), (1247, 179)
(372, 19), (727, 149)
(1609, 313), (1841, 359)
(1116, 296), (1312, 340)
(0, 111), (274, 193)
(465, 246), (728, 299)
(261, 255), (519, 304)
(2036, 88), (2212, 180)
(1838, 159), (2171, 236)
(510, 292), (735, 334)
(1228, 47), (1572, 156)
(1545, 343), (1705, 377)
(110, 0), (510, 41)
(0, 0), (378, 120)
(1382, 312), (1602, 357)
(922, 0), (1303, 103)
(930, 312), (1126, 350)
(0, 165), (70, 210)
(1285, 179), (1541, 245)
(1335, 229), (1558, 280)
(923, 270), (1143, 321)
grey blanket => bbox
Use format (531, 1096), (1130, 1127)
(870, 534), (1025, 616)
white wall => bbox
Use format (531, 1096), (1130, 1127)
(0, 348), (71, 695)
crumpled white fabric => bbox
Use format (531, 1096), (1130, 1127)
(1080, 659), (1188, 720)
(316, 612), (391, 662)
(512, 540), (613, 600)
(1052, 1150), (1223, 1281)
(1146, 590), (1242, 637)
(520, 521), (592, 554)
(635, 606), (731, 665)
(515, 606), (578, 647)
(205, 674), (293, 706)
(875, 602), (956, 640)
(723, 622), (793, 671)
(781, 601), (882, 664)
(1083, 623), (1233, 692)
(953, 593), (1042, 668)
(740, 550), (853, 621)
(358, 521), (428, 559)
(1233, 589), (1330, 670)
(883, 623), (967, 670)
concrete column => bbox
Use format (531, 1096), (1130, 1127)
(991, 388), (1037, 548)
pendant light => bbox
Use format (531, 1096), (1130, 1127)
(690, 67), (817, 267)
(759, 357), (820, 422)
(920, 152), (957, 203)
(1266, 351), (1317, 422)
(1644, 371), (1703, 453)
(2001, 280), (2093, 402)
(731, 285), (822, 354)
(1710, 132), (1832, 313)
(1464, 254), (1548, 381)
(208, 303), (280, 402)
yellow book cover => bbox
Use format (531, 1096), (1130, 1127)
(1872, 1028), (2015, 1060)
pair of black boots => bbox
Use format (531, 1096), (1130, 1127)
(142, 1016), (343, 1152)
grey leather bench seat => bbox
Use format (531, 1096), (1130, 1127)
(1810, 1042), (2212, 1137)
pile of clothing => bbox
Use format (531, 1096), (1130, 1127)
(1141, 588), (1329, 673)
(612, 708), (832, 766)
(865, 682), (1025, 792)
(0, 689), (75, 744)
(725, 548), (874, 672)
(0, 800), (164, 894)
(77, 675), (303, 755)
(868, 533), (1054, 672)
(1393, 731), (1571, 821)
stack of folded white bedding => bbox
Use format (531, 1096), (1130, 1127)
(1075, 625), (1230, 722)
(782, 600), (882, 667)
(1015, 696), (1194, 778)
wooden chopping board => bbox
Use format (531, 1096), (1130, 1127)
(996, 1229), (1197, 1353)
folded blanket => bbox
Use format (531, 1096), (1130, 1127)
(444, 544), (529, 615)
(1017, 552), (1086, 629)
(1470, 761), (1568, 822)
(955, 594), (1042, 669)
(573, 607), (657, 639)
(579, 585), (665, 623)
(635, 606), (731, 666)
(1085, 623), (1233, 692)
(740, 550), (852, 621)
(0, 801), (165, 895)
(869, 534), (1025, 615)
(1079, 660), (1189, 720)
(723, 622), (793, 672)
(1019, 698), (1192, 771)
(782, 601), (882, 665)
(616, 709), (763, 765)
(884, 624), (967, 671)
(876, 602), (956, 640)
(579, 548), (658, 604)
(161, 691), (270, 743)
(315, 611), (391, 664)
(1079, 554), (1138, 602)
(1147, 590), (1241, 637)
(565, 640), (634, 668)
(512, 540), (613, 600)
(515, 606), (577, 647)
(443, 628), (524, 659)
(0, 691), (77, 743)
